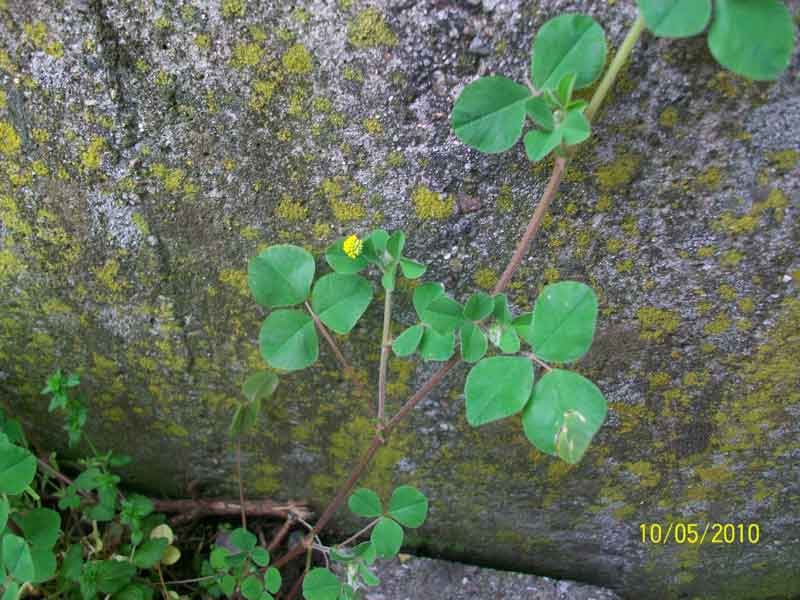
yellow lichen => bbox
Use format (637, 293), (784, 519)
(275, 197), (308, 221)
(221, 0), (245, 18)
(473, 267), (498, 291)
(218, 269), (249, 296)
(720, 249), (744, 267)
(347, 8), (397, 48)
(717, 284), (736, 302)
(697, 245), (715, 258)
(704, 313), (732, 336)
(0, 120), (21, 155)
(411, 185), (454, 220)
(343, 66), (364, 82)
(282, 43), (313, 74)
(195, 33), (210, 49)
(659, 106), (679, 128)
(230, 43), (263, 69)
(94, 259), (126, 294)
(149, 163), (185, 192)
(696, 166), (723, 190)
(363, 117), (383, 136)
(767, 149), (799, 174)
(80, 136), (106, 170)
(249, 80), (277, 113)
(606, 239), (624, 254)
(595, 153), (639, 192)
(636, 307), (680, 341)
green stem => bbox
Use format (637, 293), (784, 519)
(377, 289), (392, 421)
(586, 14), (646, 123)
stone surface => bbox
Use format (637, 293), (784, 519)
(1, 1), (799, 599)
(364, 555), (622, 600)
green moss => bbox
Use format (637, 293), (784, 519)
(320, 177), (366, 221)
(473, 267), (498, 291)
(80, 136), (106, 170)
(543, 267), (560, 283)
(218, 269), (249, 296)
(313, 97), (332, 113)
(0, 249), (23, 279)
(347, 8), (397, 48)
(704, 313), (732, 335)
(275, 197), (308, 221)
(132, 212), (150, 237)
(495, 184), (513, 212)
(606, 238), (624, 254)
(636, 307), (680, 341)
(697, 245), (715, 258)
(194, 33), (210, 49)
(230, 43), (263, 69)
(696, 166), (723, 190)
(31, 160), (48, 177)
(0, 120), (21, 155)
(221, 0), (245, 18)
(343, 66), (364, 82)
(31, 128), (49, 144)
(0, 89), (5, 109)
(23, 21), (63, 57)
(386, 151), (405, 168)
(737, 297), (755, 314)
(595, 194), (613, 212)
(411, 185), (454, 220)
(94, 259), (127, 294)
(659, 106), (679, 128)
(647, 372), (671, 389)
(767, 149), (799, 173)
(595, 153), (640, 192)
(154, 15), (171, 30)
(282, 44), (313, 74)
(616, 258), (633, 273)
(154, 69), (172, 87)
(625, 460), (661, 488)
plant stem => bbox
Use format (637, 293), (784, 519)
(338, 517), (380, 548)
(268, 517), (294, 552)
(586, 14), (646, 122)
(156, 565), (169, 600)
(377, 289), (392, 421)
(236, 438), (246, 530)
(305, 301), (366, 395)
(273, 11), (648, 577)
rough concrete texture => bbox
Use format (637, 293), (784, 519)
(0, 0), (799, 598)
(364, 555), (622, 600)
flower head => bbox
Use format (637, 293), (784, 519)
(343, 234), (363, 259)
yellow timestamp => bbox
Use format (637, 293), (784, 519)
(639, 523), (760, 544)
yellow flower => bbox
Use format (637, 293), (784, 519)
(343, 234), (363, 259)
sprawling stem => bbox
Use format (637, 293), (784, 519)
(274, 12), (646, 576)
(586, 15), (646, 122)
(305, 301), (365, 394)
(236, 438), (246, 529)
(377, 289), (393, 421)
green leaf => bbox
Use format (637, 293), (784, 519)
(133, 538), (168, 569)
(252, 546), (270, 567)
(73, 467), (104, 491)
(0, 438), (36, 495)
(370, 517), (403, 558)
(357, 562), (380, 587)
(392, 324), (424, 358)
(303, 568), (341, 600)
(498, 326), (521, 354)
(637, 0), (712, 38)
(229, 528), (257, 552)
(363, 229), (389, 264)
(525, 97), (554, 131)
(259, 309), (319, 371)
(348, 488), (383, 518)
(532, 14), (607, 90)
(1, 582), (19, 600)
(561, 110), (591, 146)
(524, 128), (562, 162)
(492, 294), (513, 325)
(418, 328), (455, 362)
(381, 262), (398, 292)
(528, 281), (598, 363)
(248, 245), (315, 308)
(325, 238), (369, 275)
(354, 541), (377, 565)
(451, 76), (532, 153)
(3, 533), (34, 582)
(555, 72), (576, 106)
(465, 357), (534, 426)
(115, 583), (153, 600)
(210, 547), (230, 571)
(463, 292), (494, 321)
(241, 575), (264, 600)
(17, 508), (61, 548)
(399, 258), (426, 279)
(61, 544), (83, 582)
(386, 231), (405, 259)
(421, 295), (463, 334)
(460, 322), (487, 363)
(708, 0), (795, 81)
(412, 282), (444, 318)
(96, 559), (136, 594)
(0, 496), (9, 532)
(266, 567), (281, 594)
(311, 273), (374, 334)
(387, 486), (428, 528)
(522, 369), (606, 463)
(242, 372), (279, 404)
(567, 99), (588, 112)
(220, 574), (236, 597)
(30, 546), (57, 582)
(512, 313), (534, 342)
